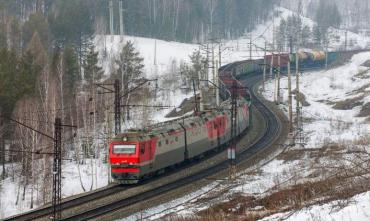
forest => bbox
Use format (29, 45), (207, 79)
(0, 0), (258, 209)
(0, 0), (367, 215)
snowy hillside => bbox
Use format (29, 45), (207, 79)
(2, 6), (370, 220)
(95, 7), (370, 79)
(119, 52), (370, 221)
(94, 35), (200, 79)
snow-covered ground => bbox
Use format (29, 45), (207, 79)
(0, 159), (108, 219)
(262, 191), (370, 221)
(96, 8), (370, 78)
(3, 6), (370, 219)
(263, 52), (370, 147)
(93, 6), (370, 126)
(117, 53), (370, 221)
(94, 6), (370, 125)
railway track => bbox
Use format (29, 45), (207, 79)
(61, 69), (282, 221)
(5, 63), (283, 221)
(3, 185), (126, 221)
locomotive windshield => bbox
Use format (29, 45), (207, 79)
(113, 144), (136, 154)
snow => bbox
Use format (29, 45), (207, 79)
(122, 182), (220, 221)
(94, 35), (200, 79)
(102, 7), (370, 221)
(3, 5), (370, 220)
(113, 53), (370, 221)
(258, 52), (370, 220)
(261, 191), (370, 221)
(93, 6), (370, 128)
(95, 7), (370, 80)
(0, 159), (108, 219)
(62, 159), (109, 197)
(262, 51), (370, 148)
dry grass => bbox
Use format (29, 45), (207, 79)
(277, 149), (311, 162)
(354, 64), (370, 79)
(366, 117), (370, 123)
(162, 135), (370, 221)
(292, 90), (310, 106)
(332, 96), (364, 110)
(357, 102), (370, 117)
(165, 173), (370, 221)
(352, 135), (370, 146)
(361, 60), (370, 68)
(165, 96), (195, 118)
(278, 143), (345, 163)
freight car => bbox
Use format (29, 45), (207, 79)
(231, 50), (352, 78)
(109, 73), (251, 184)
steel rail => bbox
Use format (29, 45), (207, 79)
(59, 66), (282, 221)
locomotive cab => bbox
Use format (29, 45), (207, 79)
(109, 139), (141, 184)
(109, 132), (158, 184)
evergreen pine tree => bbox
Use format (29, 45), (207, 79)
(63, 46), (81, 91)
(116, 41), (144, 83)
(0, 49), (40, 117)
(277, 19), (287, 51)
(313, 25), (323, 47)
(301, 25), (312, 48)
(83, 46), (104, 84)
(189, 51), (207, 85)
(22, 13), (51, 50)
(115, 41), (144, 119)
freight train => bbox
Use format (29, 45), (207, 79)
(108, 49), (363, 184)
(231, 50), (366, 78)
(109, 72), (251, 184)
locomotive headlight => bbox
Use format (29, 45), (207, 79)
(123, 137), (127, 141)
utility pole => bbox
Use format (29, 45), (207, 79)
(0, 115), (4, 180)
(288, 38), (293, 133)
(109, 0), (114, 36)
(218, 43), (222, 67)
(277, 51), (281, 105)
(249, 33), (252, 60)
(288, 56), (293, 133)
(325, 44), (328, 69)
(215, 61), (220, 106)
(212, 42), (215, 85)
(271, 53), (276, 103)
(270, 53), (274, 79)
(228, 82), (237, 181)
(206, 43), (210, 81)
(212, 42), (217, 103)
(1, 116), (75, 220)
(119, 0), (124, 39)
(154, 40), (157, 66)
(295, 52), (300, 131)
(262, 41), (267, 91)
(105, 99), (112, 184)
(192, 79), (199, 113)
(344, 29), (348, 51)
(52, 118), (62, 221)
(114, 80), (121, 135)
(272, 6), (275, 51)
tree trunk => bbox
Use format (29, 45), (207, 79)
(77, 163), (86, 192)
(1, 137), (5, 180)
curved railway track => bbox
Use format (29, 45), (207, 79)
(5, 63), (283, 221)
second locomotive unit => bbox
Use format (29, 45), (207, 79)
(109, 73), (251, 184)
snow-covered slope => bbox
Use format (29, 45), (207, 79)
(3, 6), (370, 220)
(0, 159), (108, 219)
(95, 7), (370, 79)
(262, 191), (370, 221)
(263, 52), (370, 146)
(95, 35), (200, 79)
(118, 52), (370, 221)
